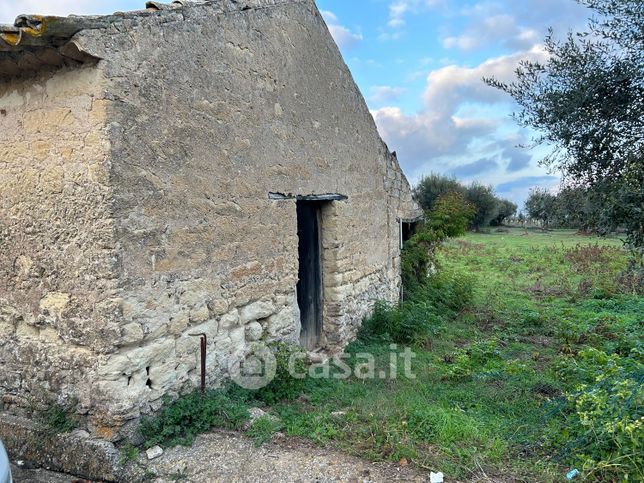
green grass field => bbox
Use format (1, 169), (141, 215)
(143, 228), (643, 481)
(268, 228), (642, 481)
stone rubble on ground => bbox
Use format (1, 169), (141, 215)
(146, 445), (163, 460)
(430, 471), (444, 483)
(243, 407), (281, 431)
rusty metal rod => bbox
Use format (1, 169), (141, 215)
(189, 333), (207, 393)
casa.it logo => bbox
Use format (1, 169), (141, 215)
(229, 343), (277, 390)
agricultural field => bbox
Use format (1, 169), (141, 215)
(142, 228), (642, 482)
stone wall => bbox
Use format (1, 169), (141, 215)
(0, 65), (117, 421)
(1, 0), (421, 441)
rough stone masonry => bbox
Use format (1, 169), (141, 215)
(0, 0), (421, 452)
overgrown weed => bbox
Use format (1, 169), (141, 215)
(134, 228), (640, 481)
(40, 403), (78, 435)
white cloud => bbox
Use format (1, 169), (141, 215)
(515, 29), (540, 46)
(320, 10), (338, 23)
(372, 105), (496, 168)
(0, 0), (122, 23)
(348, 57), (384, 69)
(407, 70), (426, 81)
(369, 85), (406, 104)
(388, 1), (409, 28)
(371, 46), (550, 181)
(381, 0), (445, 40)
(442, 35), (477, 51)
(442, 0), (589, 52)
(442, 14), (532, 52)
(377, 30), (403, 41)
(422, 45), (548, 114)
(321, 10), (363, 51)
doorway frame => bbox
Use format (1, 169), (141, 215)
(268, 192), (348, 350)
(296, 200), (324, 349)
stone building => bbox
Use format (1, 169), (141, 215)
(0, 0), (421, 456)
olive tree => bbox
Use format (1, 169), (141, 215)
(485, 0), (643, 251)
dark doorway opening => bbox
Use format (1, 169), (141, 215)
(297, 201), (323, 349)
(401, 220), (421, 245)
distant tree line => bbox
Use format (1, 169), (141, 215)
(413, 173), (517, 230)
(524, 185), (633, 234)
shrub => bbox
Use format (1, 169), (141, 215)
(411, 269), (474, 314)
(616, 265), (644, 295)
(40, 404), (77, 434)
(358, 299), (445, 345)
(413, 174), (512, 230)
(524, 311), (545, 327)
(401, 192), (475, 293)
(551, 347), (644, 480)
(556, 318), (587, 351)
(564, 243), (618, 273)
(400, 229), (440, 293)
(428, 192), (476, 239)
(246, 415), (284, 445)
(443, 339), (503, 381)
(413, 173), (464, 211)
(254, 342), (309, 404)
(359, 271), (474, 345)
(140, 388), (251, 448)
(119, 442), (140, 465)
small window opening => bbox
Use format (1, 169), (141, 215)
(145, 366), (152, 388)
(400, 220), (421, 248)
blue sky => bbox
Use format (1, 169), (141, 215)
(317, 0), (591, 207)
(1, 0), (592, 207)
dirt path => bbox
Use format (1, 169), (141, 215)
(146, 430), (428, 482)
(12, 430), (428, 482)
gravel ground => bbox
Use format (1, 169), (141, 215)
(146, 430), (428, 482)
(10, 430), (429, 482)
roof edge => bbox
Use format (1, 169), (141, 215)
(0, 0), (309, 77)
(0, 0), (309, 52)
